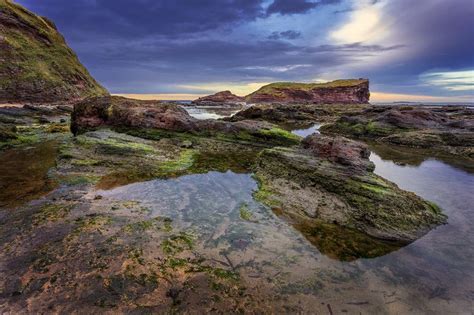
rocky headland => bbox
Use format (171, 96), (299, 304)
(245, 79), (370, 104)
(192, 90), (245, 106)
(0, 0), (108, 103)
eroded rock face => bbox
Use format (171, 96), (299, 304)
(0, 1), (108, 103)
(254, 134), (446, 243)
(321, 106), (474, 159)
(193, 91), (244, 105)
(245, 79), (370, 104)
(71, 96), (300, 145)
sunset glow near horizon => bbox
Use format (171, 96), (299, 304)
(17, 0), (474, 102)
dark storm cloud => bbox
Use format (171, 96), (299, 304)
(268, 30), (302, 40)
(74, 38), (401, 93)
(364, 0), (474, 95)
(16, 0), (266, 40)
(267, 0), (342, 15)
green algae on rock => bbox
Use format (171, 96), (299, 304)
(0, 0), (108, 103)
(321, 105), (474, 159)
(253, 134), (447, 243)
(71, 96), (301, 146)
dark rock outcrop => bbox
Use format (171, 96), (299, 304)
(321, 106), (474, 159)
(0, 0), (108, 103)
(301, 134), (374, 172)
(254, 133), (447, 243)
(193, 91), (244, 105)
(228, 103), (370, 124)
(71, 96), (300, 145)
(245, 79), (370, 104)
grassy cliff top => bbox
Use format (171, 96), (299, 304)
(249, 79), (369, 95)
(0, 0), (108, 103)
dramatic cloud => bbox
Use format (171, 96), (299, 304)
(268, 30), (302, 40)
(267, 0), (342, 15)
(14, 0), (474, 100)
(421, 70), (474, 92)
(16, 0), (266, 39)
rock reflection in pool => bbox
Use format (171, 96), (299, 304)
(0, 141), (58, 208)
(293, 219), (403, 261)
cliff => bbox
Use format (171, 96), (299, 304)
(0, 0), (108, 103)
(245, 79), (370, 104)
(193, 90), (244, 105)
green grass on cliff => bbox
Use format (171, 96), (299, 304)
(247, 79), (368, 98)
(0, 0), (108, 102)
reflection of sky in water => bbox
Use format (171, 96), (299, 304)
(184, 107), (241, 120)
(291, 124), (321, 137)
(362, 153), (474, 300)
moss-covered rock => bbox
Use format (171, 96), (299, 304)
(0, 0), (108, 103)
(71, 96), (301, 146)
(253, 134), (447, 243)
(321, 105), (474, 159)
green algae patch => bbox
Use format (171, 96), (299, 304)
(161, 232), (195, 255)
(46, 123), (70, 133)
(260, 127), (301, 143)
(239, 204), (254, 222)
(158, 149), (195, 173)
(252, 174), (282, 209)
(33, 203), (73, 225)
(123, 217), (173, 234)
(60, 174), (100, 186)
(75, 134), (157, 156)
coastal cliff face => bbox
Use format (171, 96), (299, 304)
(245, 79), (370, 104)
(193, 90), (244, 105)
(0, 0), (108, 103)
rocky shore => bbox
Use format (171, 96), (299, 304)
(2, 2), (472, 313)
(253, 134), (446, 243)
(321, 105), (474, 159)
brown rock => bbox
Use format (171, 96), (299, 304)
(245, 79), (370, 104)
(193, 91), (244, 105)
(302, 134), (374, 172)
(71, 96), (300, 145)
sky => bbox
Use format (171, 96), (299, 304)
(16, 0), (474, 102)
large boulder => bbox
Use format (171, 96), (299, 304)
(192, 90), (244, 105)
(71, 96), (301, 145)
(301, 134), (374, 172)
(0, 0), (108, 103)
(254, 133), (447, 243)
(245, 79), (370, 104)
